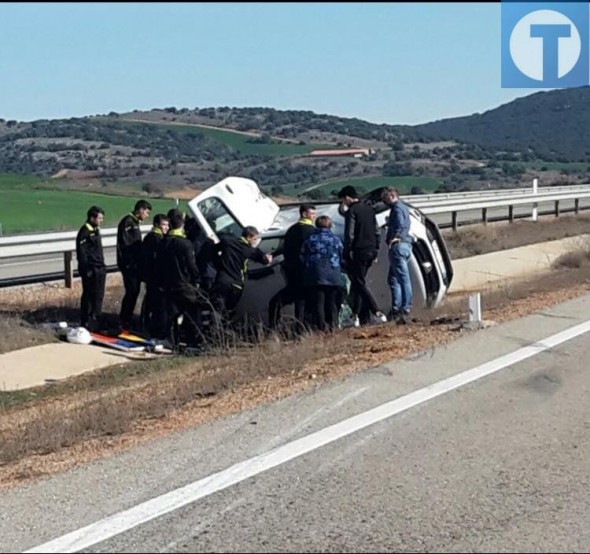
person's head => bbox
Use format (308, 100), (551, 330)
(337, 185), (358, 207)
(87, 206), (105, 227)
(184, 216), (202, 240)
(315, 215), (333, 230)
(133, 200), (152, 221)
(381, 187), (400, 205)
(242, 225), (261, 247)
(299, 203), (317, 222)
(169, 211), (185, 231)
(167, 208), (185, 222)
(153, 213), (170, 234)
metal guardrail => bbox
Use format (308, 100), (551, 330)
(402, 184), (590, 203)
(2, 184), (590, 287)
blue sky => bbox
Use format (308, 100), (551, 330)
(0, 2), (539, 125)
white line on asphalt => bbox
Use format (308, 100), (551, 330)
(24, 318), (590, 553)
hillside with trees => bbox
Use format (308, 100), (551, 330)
(414, 87), (590, 162)
(1, 88), (590, 200)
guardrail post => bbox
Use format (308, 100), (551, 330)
(482, 208), (488, 225)
(452, 211), (458, 232)
(64, 251), (73, 288)
(532, 178), (538, 222)
(575, 198), (580, 215)
(554, 200), (560, 218)
(508, 205), (514, 223)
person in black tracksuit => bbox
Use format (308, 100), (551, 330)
(76, 206), (106, 332)
(139, 213), (169, 338)
(210, 226), (272, 324)
(268, 203), (316, 329)
(337, 185), (386, 325)
(157, 212), (206, 345)
(185, 216), (217, 291)
(116, 199), (152, 330)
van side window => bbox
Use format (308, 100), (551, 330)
(197, 197), (242, 238)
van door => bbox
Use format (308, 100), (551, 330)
(187, 177), (280, 242)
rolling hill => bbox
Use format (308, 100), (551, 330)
(414, 87), (590, 161)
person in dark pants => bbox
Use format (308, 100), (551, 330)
(140, 213), (169, 338)
(301, 215), (345, 332)
(337, 185), (387, 327)
(76, 206), (106, 332)
(157, 211), (206, 346)
(116, 199), (152, 330)
(210, 226), (272, 327)
(269, 203), (317, 330)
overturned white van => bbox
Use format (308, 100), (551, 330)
(188, 177), (453, 322)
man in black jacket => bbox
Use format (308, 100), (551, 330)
(139, 213), (169, 338)
(76, 206), (106, 332)
(268, 203), (316, 329)
(157, 211), (205, 345)
(337, 185), (387, 326)
(210, 226), (272, 324)
(116, 199), (152, 330)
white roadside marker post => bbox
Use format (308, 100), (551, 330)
(532, 178), (538, 222)
(468, 292), (482, 329)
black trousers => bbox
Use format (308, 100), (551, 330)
(309, 285), (340, 332)
(141, 283), (167, 339)
(210, 283), (243, 321)
(120, 270), (141, 329)
(167, 286), (208, 346)
(268, 281), (308, 329)
(80, 267), (106, 331)
(347, 250), (378, 323)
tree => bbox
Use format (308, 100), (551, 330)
(307, 188), (328, 200)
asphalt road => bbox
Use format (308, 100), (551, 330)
(4, 294), (590, 553)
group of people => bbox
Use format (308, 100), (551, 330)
(76, 199), (271, 342)
(270, 185), (413, 332)
(74, 184), (414, 347)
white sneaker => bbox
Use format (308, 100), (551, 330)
(353, 316), (360, 328)
(370, 312), (388, 325)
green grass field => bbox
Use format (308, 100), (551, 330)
(281, 175), (443, 197)
(121, 119), (333, 157)
(0, 174), (186, 235)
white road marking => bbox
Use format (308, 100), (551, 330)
(24, 319), (590, 553)
(159, 386), (370, 553)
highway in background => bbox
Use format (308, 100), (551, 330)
(2, 197), (590, 286)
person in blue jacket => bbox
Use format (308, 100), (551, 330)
(301, 215), (345, 332)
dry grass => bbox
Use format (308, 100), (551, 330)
(552, 248), (590, 269)
(443, 215), (590, 259)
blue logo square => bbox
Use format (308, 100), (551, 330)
(502, 1), (589, 88)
